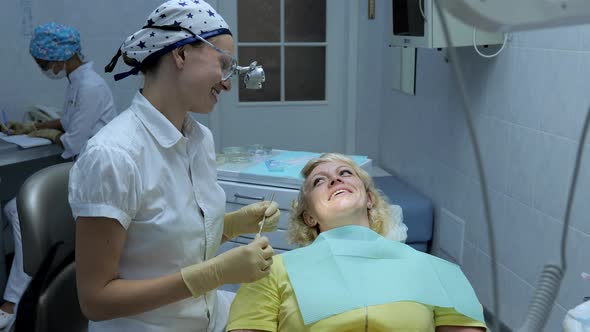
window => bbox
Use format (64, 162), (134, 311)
(236, 0), (326, 102)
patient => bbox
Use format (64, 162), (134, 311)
(226, 153), (487, 332)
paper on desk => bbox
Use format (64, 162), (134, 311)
(0, 134), (52, 148)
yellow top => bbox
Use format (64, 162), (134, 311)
(227, 255), (487, 332)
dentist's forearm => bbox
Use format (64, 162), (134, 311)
(80, 273), (191, 321)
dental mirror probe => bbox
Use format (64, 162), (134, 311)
(258, 192), (276, 236)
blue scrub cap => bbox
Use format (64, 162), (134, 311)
(105, 0), (231, 81)
(29, 22), (81, 61)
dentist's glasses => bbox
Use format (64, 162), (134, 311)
(146, 25), (238, 81)
(192, 34), (237, 81)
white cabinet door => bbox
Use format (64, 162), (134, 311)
(220, 180), (298, 231)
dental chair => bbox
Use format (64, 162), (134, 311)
(12, 162), (87, 332)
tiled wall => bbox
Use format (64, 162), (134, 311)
(377, 14), (590, 332)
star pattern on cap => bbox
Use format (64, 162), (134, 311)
(118, 0), (231, 73)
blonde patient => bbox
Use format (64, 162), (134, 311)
(226, 153), (487, 332)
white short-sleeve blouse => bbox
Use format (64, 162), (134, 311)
(69, 92), (227, 332)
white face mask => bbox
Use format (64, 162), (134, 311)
(42, 64), (66, 80)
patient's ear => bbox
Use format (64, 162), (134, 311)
(303, 211), (317, 227)
(366, 191), (374, 210)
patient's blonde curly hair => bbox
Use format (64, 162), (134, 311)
(287, 153), (392, 246)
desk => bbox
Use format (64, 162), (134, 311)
(0, 141), (64, 201)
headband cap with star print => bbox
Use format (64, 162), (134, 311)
(105, 0), (231, 81)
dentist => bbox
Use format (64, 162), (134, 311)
(69, 1), (279, 331)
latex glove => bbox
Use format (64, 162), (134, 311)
(28, 128), (63, 144)
(1, 121), (36, 135)
(0, 123), (9, 134)
(181, 236), (274, 297)
(223, 201), (280, 239)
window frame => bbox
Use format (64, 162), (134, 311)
(236, 0), (328, 104)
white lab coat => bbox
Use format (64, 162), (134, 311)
(59, 61), (117, 159)
(69, 92), (228, 332)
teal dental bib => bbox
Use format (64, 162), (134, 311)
(282, 225), (484, 325)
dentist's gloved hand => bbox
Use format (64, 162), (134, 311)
(0, 123), (9, 134)
(28, 128), (63, 144)
(223, 201), (280, 239)
(181, 236), (274, 297)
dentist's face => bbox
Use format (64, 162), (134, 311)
(34, 58), (66, 76)
(179, 34), (234, 114)
(303, 161), (372, 231)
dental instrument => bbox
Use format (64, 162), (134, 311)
(258, 192), (276, 236)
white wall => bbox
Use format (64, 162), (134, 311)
(377, 6), (590, 331)
(351, 0), (385, 160)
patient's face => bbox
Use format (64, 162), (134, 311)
(304, 161), (371, 230)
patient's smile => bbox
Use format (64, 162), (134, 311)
(329, 188), (352, 200)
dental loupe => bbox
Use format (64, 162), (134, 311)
(235, 61), (265, 89)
